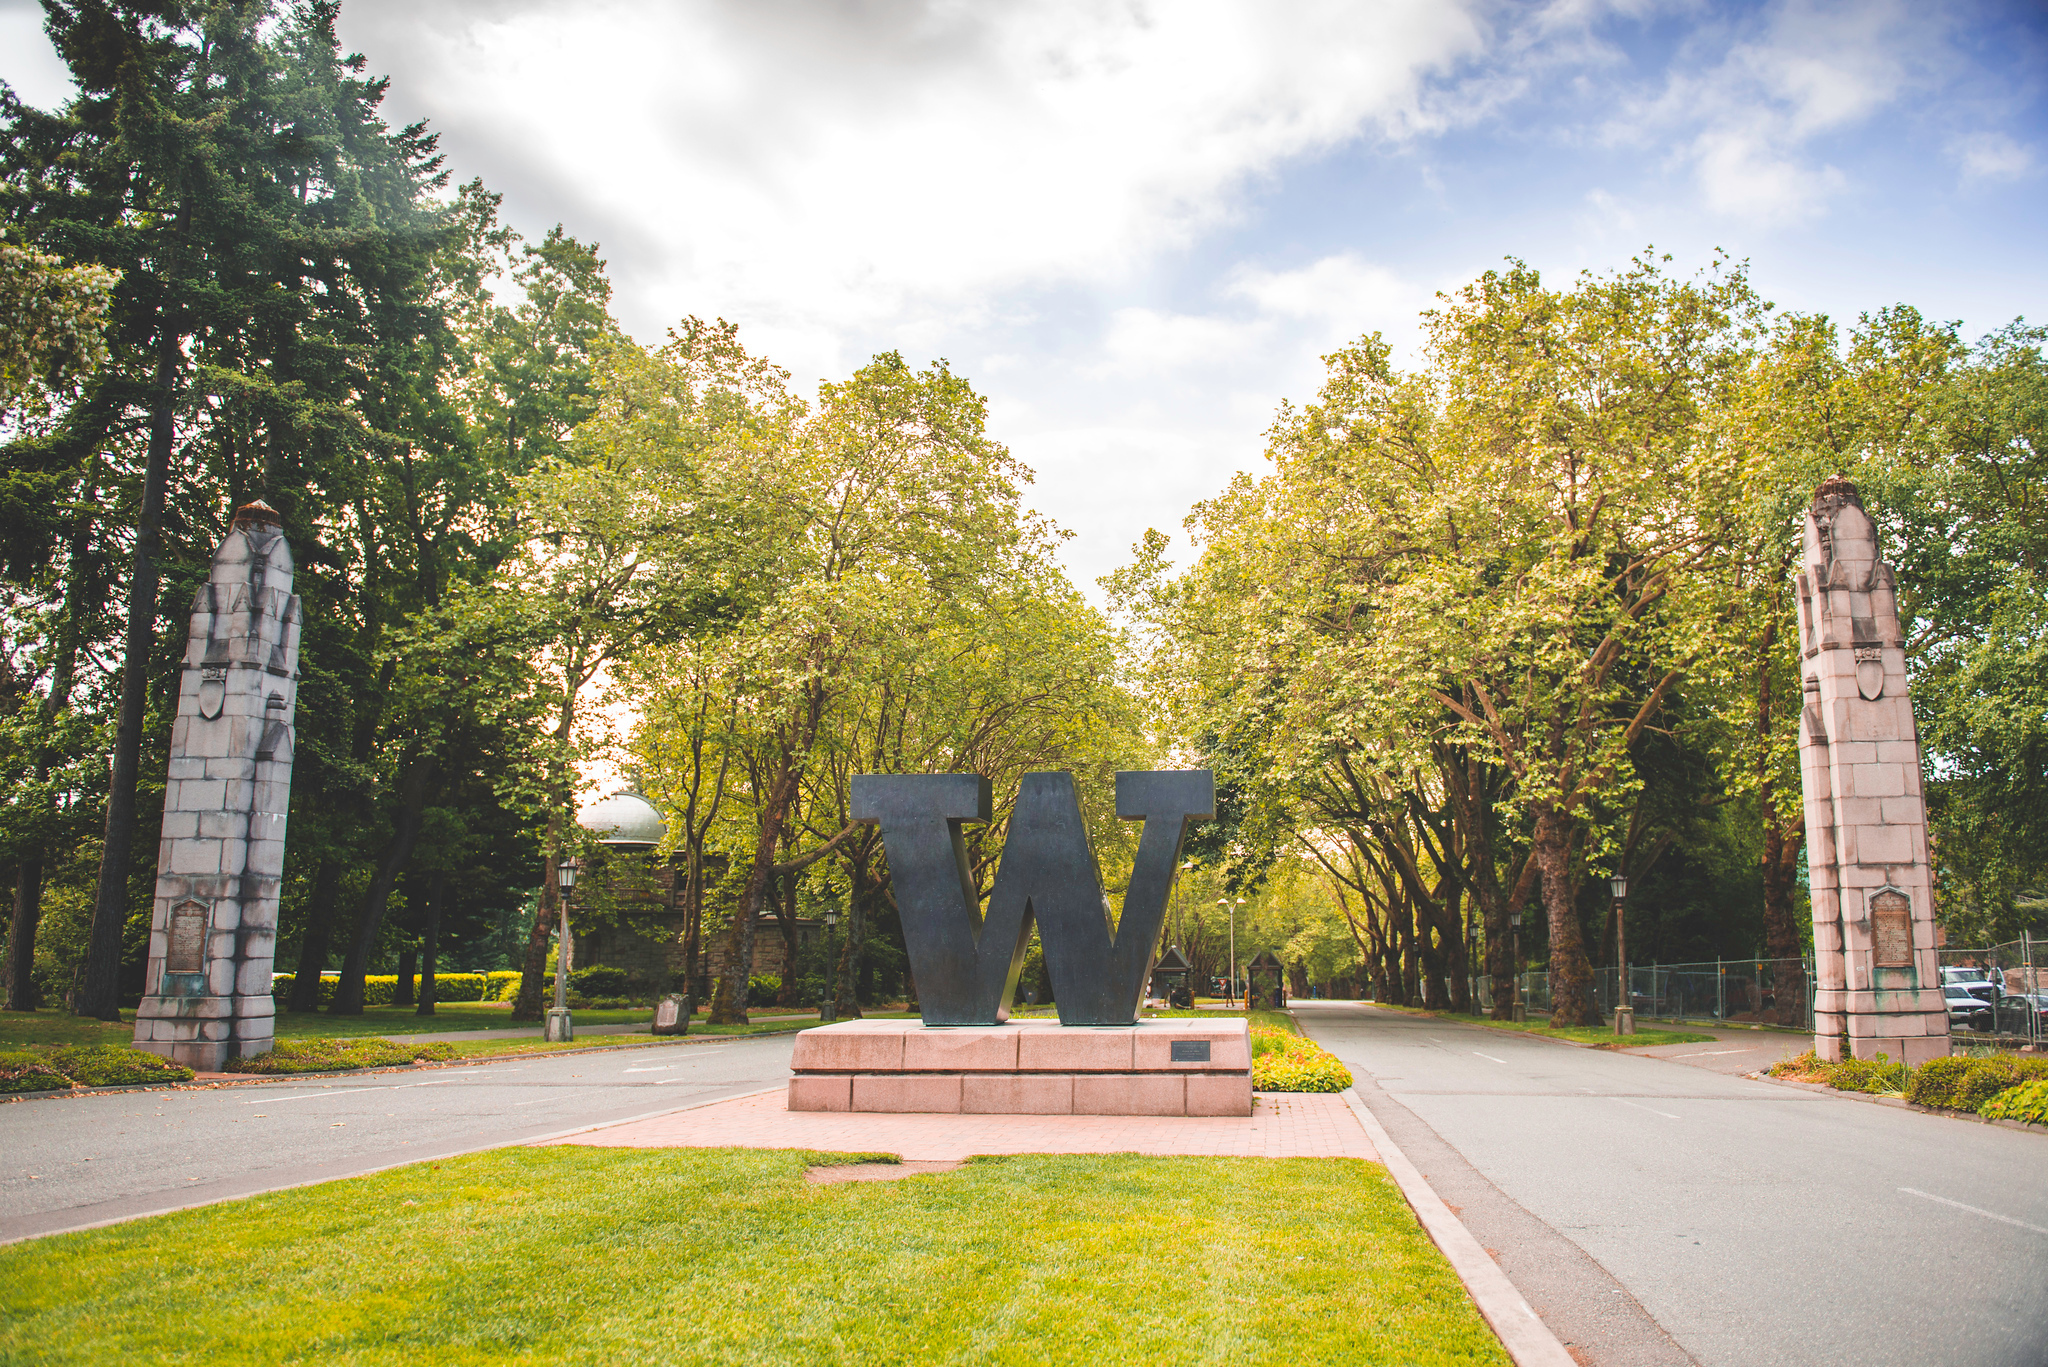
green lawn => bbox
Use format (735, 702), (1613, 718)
(0, 1147), (1508, 1367)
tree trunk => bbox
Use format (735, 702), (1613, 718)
(393, 946), (416, 1006)
(416, 871), (443, 1016)
(775, 864), (803, 1007)
(6, 858), (44, 1011)
(707, 768), (799, 1026)
(329, 758), (435, 1014)
(1535, 806), (1598, 1025)
(287, 858), (342, 1012)
(78, 342), (179, 1020)
(512, 820), (563, 1023)
(832, 850), (867, 1020)
(1761, 806), (1807, 1024)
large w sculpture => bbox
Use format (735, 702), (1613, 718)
(852, 771), (1213, 1026)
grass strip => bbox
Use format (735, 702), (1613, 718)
(1368, 1004), (1716, 1048)
(0, 1147), (1508, 1366)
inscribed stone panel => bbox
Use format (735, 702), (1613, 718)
(1871, 890), (1912, 968)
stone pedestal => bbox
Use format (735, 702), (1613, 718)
(1794, 477), (1947, 1064)
(787, 1018), (1253, 1116)
(133, 503), (300, 1072)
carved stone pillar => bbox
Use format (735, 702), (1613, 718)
(1794, 476), (1946, 1063)
(132, 501), (301, 1071)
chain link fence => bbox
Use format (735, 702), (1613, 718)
(1939, 935), (2041, 1049)
(1472, 958), (1814, 1029)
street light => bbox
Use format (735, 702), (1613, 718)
(1219, 896), (1246, 1007)
(1610, 872), (1633, 1036)
(821, 907), (840, 1024)
(548, 857), (579, 1043)
(1510, 910), (1524, 1022)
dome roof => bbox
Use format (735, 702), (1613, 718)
(577, 790), (668, 848)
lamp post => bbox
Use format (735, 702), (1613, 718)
(1510, 910), (1525, 1022)
(1610, 872), (1633, 1035)
(820, 907), (840, 1024)
(1219, 896), (1245, 1007)
(547, 857), (579, 1043)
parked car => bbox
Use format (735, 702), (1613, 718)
(1944, 984), (1993, 1031)
(1941, 966), (1999, 1005)
(1992, 993), (2048, 1035)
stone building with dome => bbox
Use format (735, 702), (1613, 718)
(569, 790), (821, 996)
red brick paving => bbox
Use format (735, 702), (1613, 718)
(549, 1089), (1380, 1162)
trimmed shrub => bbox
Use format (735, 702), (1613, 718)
(1908, 1053), (2048, 1112)
(1247, 1025), (1354, 1092)
(1980, 1079), (2048, 1126)
(748, 975), (781, 1007)
(570, 965), (629, 998)
(47, 1045), (195, 1086)
(0, 1050), (73, 1094)
(271, 972), (504, 1006)
(227, 1038), (459, 1074)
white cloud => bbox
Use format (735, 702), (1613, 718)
(1954, 132), (2036, 183)
(0, 2), (74, 111)
(1609, 0), (1958, 226)
(340, 0), (1489, 351)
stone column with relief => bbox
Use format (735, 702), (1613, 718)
(132, 501), (301, 1071)
(1794, 476), (1946, 1063)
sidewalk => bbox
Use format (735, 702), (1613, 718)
(378, 1010), (824, 1045)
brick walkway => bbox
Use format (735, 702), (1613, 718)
(549, 1089), (1380, 1162)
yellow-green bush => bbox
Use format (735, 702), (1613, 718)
(1907, 1053), (2048, 1112)
(1248, 1026), (1354, 1092)
(1979, 1079), (2048, 1126)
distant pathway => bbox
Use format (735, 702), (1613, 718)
(1294, 1001), (2047, 1367)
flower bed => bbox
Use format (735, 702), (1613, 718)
(1769, 1048), (2048, 1115)
(1249, 1025), (1353, 1092)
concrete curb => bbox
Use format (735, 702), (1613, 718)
(1340, 1088), (1575, 1367)
(0, 1085), (786, 1246)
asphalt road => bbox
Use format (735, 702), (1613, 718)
(0, 1032), (798, 1244)
(1295, 1002), (2048, 1367)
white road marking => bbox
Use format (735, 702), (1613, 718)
(1668, 1049), (1752, 1058)
(1900, 1188), (2048, 1236)
(622, 1067), (670, 1074)
(1473, 1052), (1508, 1064)
(241, 1079), (453, 1105)
(511, 1098), (552, 1107)
(1612, 1098), (1681, 1120)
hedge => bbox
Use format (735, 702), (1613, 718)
(1906, 1054), (2048, 1113)
(271, 972), (515, 1007)
(227, 1038), (460, 1074)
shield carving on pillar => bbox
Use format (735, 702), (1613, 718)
(197, 664), (227, 719)
(1853, 647), (1884, 701)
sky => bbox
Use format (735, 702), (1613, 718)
(4, 0), (2045, 597)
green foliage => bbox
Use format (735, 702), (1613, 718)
(271, 973), (499, 1008)
(0, 1050), (72, 1093)
(44, 1045), (193, 1087)
(225, 1038), (460, 1074)
(1248, 1025), (1354, 1091)
(0, 244), (117, 417)
(1979, 1079), (2048, 1126)
(1905, 1053), (2048, 1112)
(570, 965), (629, 998)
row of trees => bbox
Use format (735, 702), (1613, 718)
(1117, 255), (2047, 1025)
(0, 1), (1159, 1025)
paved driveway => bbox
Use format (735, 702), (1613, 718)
(1295, 1002), (2048, 1367)
(0, 1033), (797, 1244)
